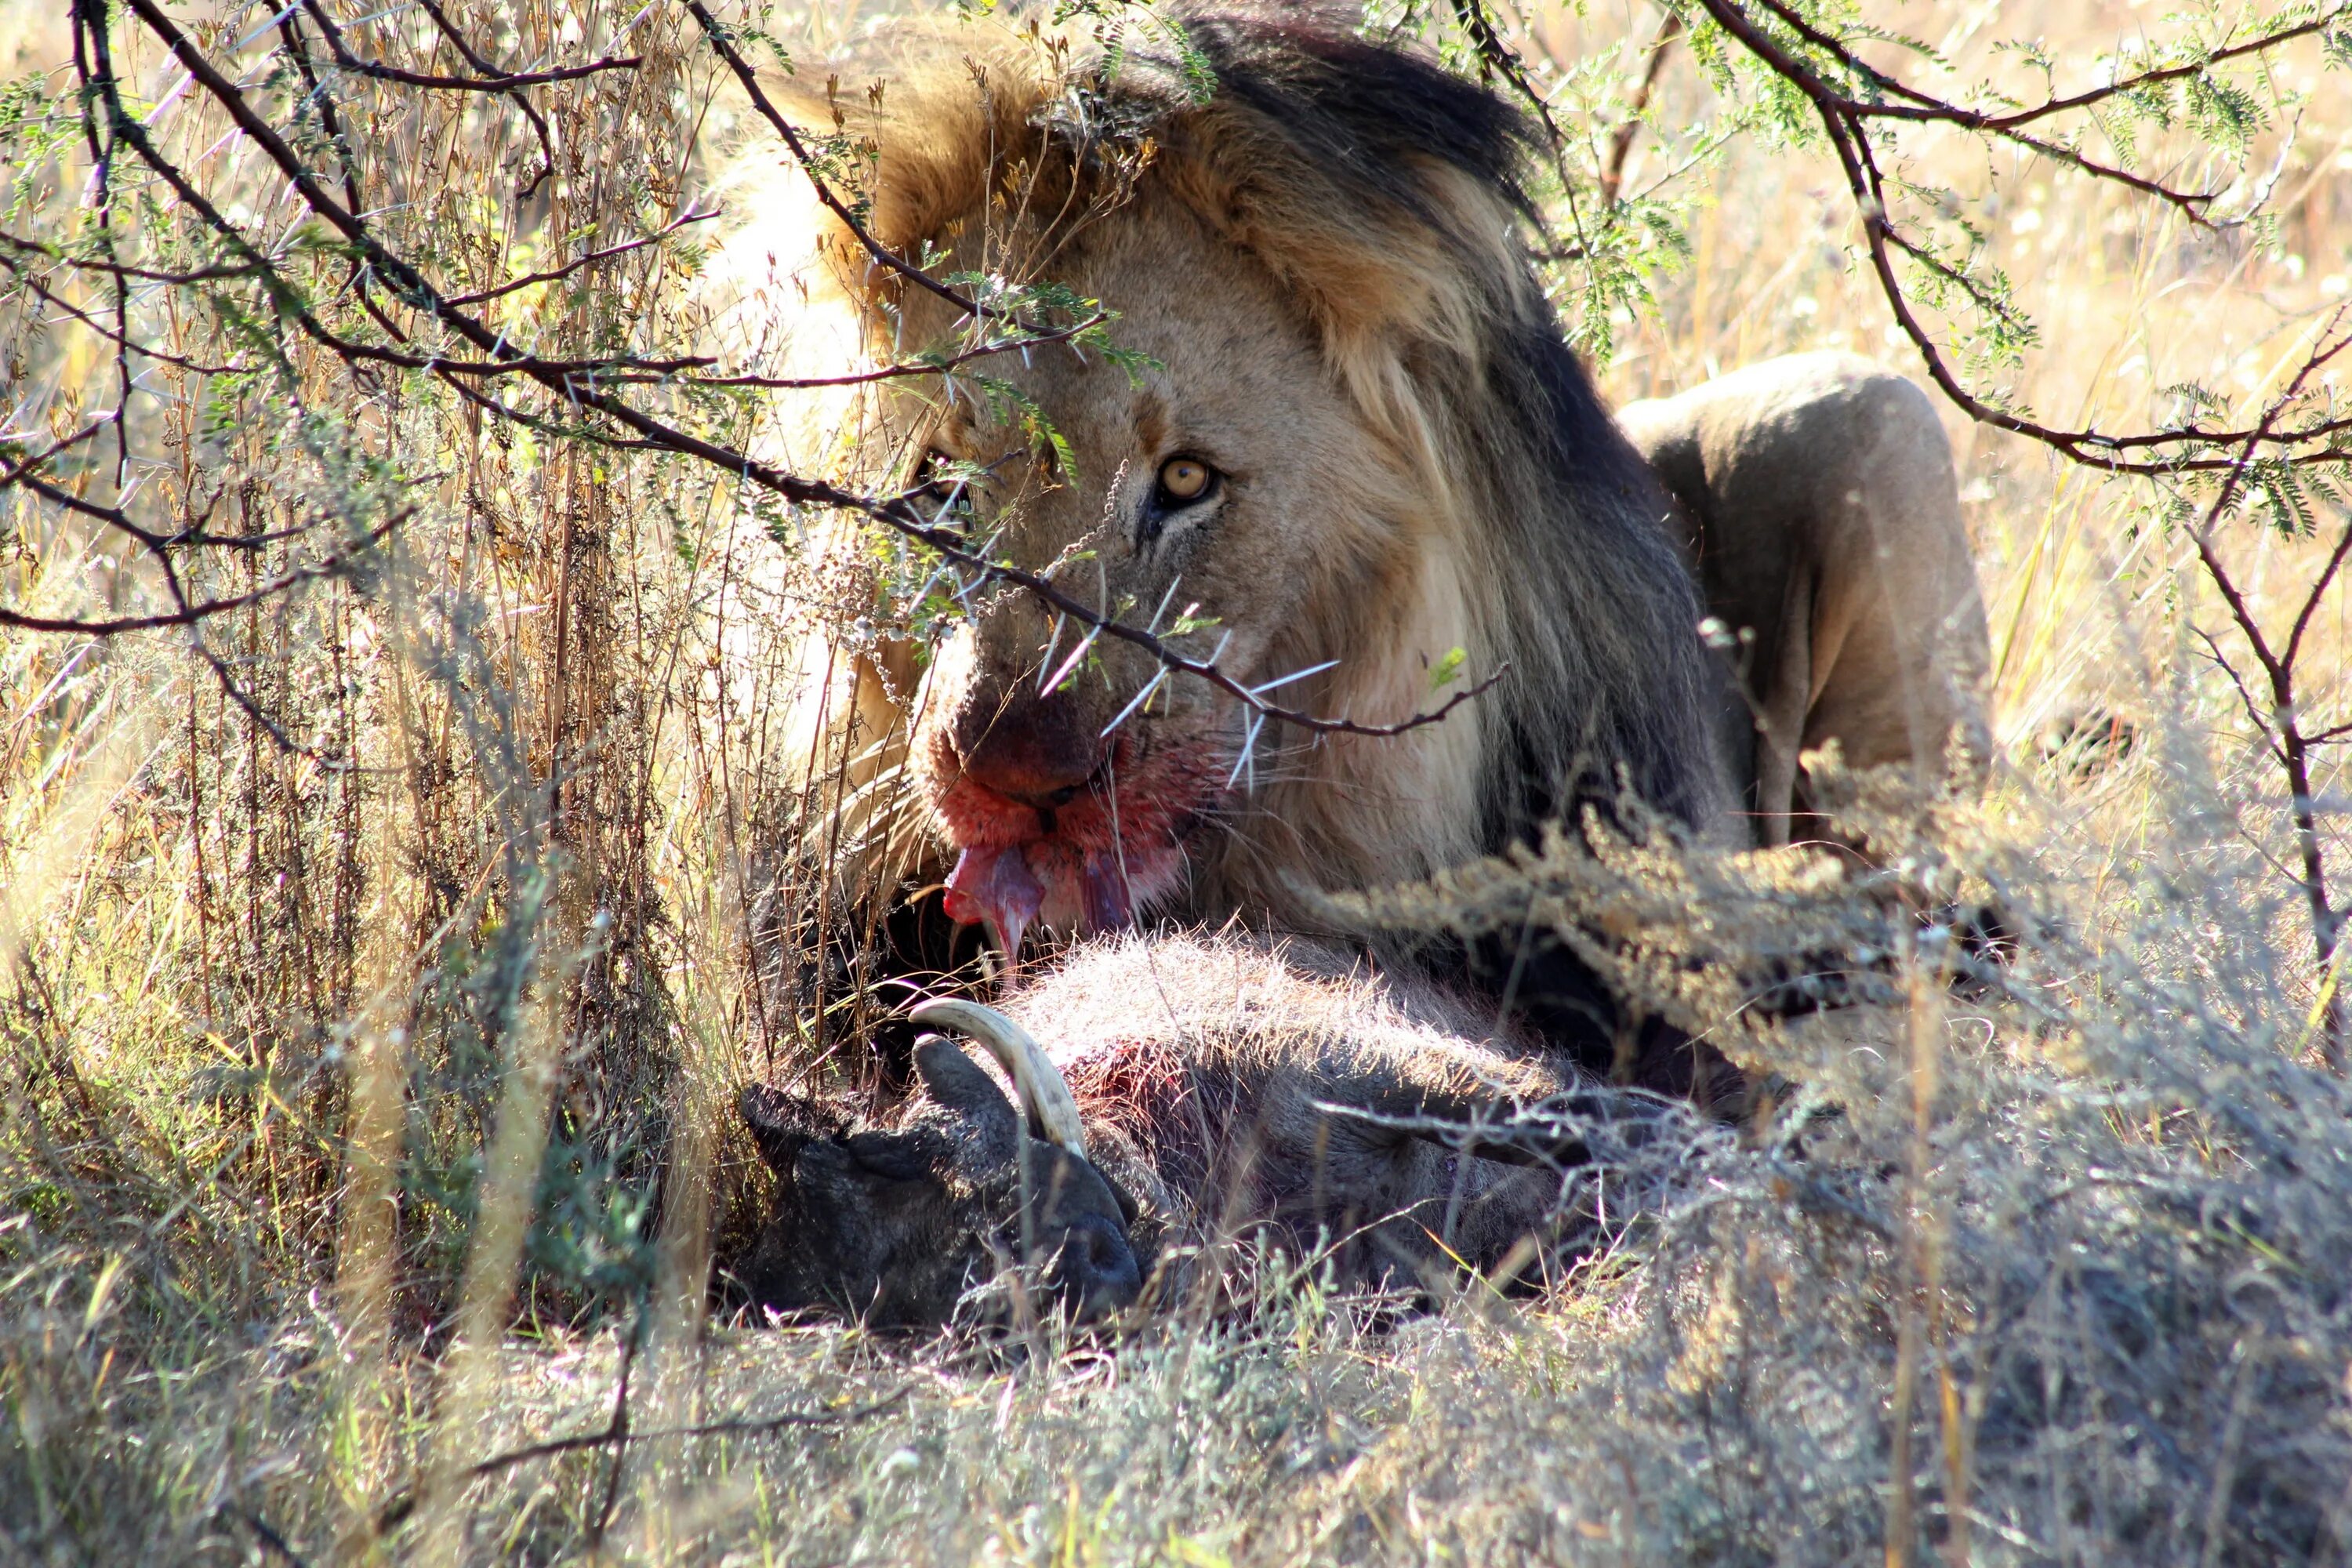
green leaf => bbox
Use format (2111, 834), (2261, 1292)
(1429, 646), (1467, 691)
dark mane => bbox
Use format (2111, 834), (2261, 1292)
(1169, 5), (1543, 227)
(1146, 5), (1721, 841)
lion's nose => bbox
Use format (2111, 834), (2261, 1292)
(954, 693), (1108, 810)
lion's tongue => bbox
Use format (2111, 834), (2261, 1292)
(942, 844), (1135, 951)
(942, 845), (1045, 954)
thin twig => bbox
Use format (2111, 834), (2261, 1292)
(298, 0), (640, 88)
(0, 512), (409, 635)
(677, 309), (1109, 389)
(681, 0), (1054, 332)
(0, 227), (263, 284)
(1600, 13), (1684, 205)
(2173, 315), (2352, 1057)
(442, 209), (720, 307)
(372, 1389), (909, 1530)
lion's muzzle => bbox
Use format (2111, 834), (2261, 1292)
(920, 630), (1236, 952)
(922, 706), (1224, 952)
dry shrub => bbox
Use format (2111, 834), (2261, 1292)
(1316, 752), (2352, 1563)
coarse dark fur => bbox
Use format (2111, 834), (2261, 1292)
(733, 935), (1632, 1328)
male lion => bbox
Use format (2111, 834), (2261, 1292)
(715, 5), (1988, 1079)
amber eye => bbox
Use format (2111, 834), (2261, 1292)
(914, 448), (978, 533)
(1155, 456), (1214, 504)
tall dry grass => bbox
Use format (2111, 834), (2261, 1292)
(2, 0), (2350, 1563)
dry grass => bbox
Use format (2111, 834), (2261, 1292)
(4, 1), (2351, 1563)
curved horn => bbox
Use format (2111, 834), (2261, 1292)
(909, 997), (1087, 1157)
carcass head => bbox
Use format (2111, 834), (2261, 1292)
(736, 1003), (1139, 1328)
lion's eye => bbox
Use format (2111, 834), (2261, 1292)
(914, 448), (978, 535)
(1154, 457), (1216, 506)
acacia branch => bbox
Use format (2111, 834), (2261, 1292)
(2190, 625), (2288, 768)
(1600, 13), (1685, 205)
(673, 308), (1109, 389)
(680, 0), (1065, 336)
(67, 0), (133, 492)
(2176, 319), (2352, 1058)
(442, 209), (719, 307)
(2285, 517), (2352, 670)
(1650, 0), (2352, 1053)
(1741, 0), (2234, 223)
(0, 513), (408, 636)
(1688, 0), (2350, 472)
(0, 419), (108, 488)
(399, 0), (558, 194)
(0, 227), (261, 284)
(0, 248), (255, 375)
(8, 464), (179, 552)
(466, 1388), (908, 1474)
(296, 13), (641, 90)
(63, 0), (1508, 753)
(1760, 0), (2348, 135)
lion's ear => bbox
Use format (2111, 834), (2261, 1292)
(742, 27), (1061, 281)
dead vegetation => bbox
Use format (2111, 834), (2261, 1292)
(4, 0), (2351, 1563)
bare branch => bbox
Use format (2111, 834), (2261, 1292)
(442, 209), (720, 307)
(0, 419), (109, 488)
(673, 310), (1109, 390)
(2285, 518), (2352, 670)
(1600, 13), (1685, 205)
(297, 0), (641, 89)
(0, 513), (408, 636)
(681, 0), (1060, 334)
(2190, 625), (2288, 768)
(2165, 313), (2352, 1051)
(0, 248), (255, 375)
(397, 0), (560, 194)
(0, 227), (263, 285)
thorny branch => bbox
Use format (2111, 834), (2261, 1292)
(6, 0), (1504, 744)
(2176, 310), (2352, 1058)
(1679, 0), (2352, 473)
(297, 0), (639, 196)
(681, 0), (1074, 337)
(1600, 13), (1685, 205)
(440, 209), (720, 307)
(0, 513), (409, 635)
